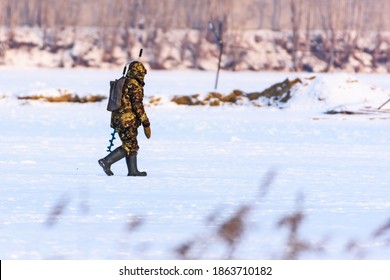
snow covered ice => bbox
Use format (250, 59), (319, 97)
(0, 68), (389, 259)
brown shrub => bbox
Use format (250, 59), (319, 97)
(17, 91), (106, 103)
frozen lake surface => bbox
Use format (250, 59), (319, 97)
(0, 68), (389, 259)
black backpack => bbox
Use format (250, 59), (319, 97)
(107, 50), (143, 111)
(106, 64), (129, 111)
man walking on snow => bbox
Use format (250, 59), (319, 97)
(98, 61), (151, 176)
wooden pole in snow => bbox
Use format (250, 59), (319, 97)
(209, 21), (224, 90)
(378, 97), (390, 110)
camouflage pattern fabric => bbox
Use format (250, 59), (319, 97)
(110, 61), (150, 155)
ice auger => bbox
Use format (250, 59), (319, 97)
(106, 129), (117, 152)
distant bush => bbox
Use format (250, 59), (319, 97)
(17, 89), (106, 103)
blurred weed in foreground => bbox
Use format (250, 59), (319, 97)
(44, 170), (390, 259)
(175, 169), (278, 259)
(276, 193), (325, 259)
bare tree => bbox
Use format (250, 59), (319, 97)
(271, 0), (282, 31)
(290, 0), (303, 71)
(2, 0), (390, 71)
(319, 0), (342, 71)
(2, 0), (390, 33)
(257, 0), (268, 29)
(371, 1), (386, 70)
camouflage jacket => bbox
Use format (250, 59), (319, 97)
(111, 62), (150, 130)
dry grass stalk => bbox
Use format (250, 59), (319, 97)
(372, 218), (390, 239)
(45, 195), (70, 227)
(175, 170), (277, 259)
(218, 205), (251, 258)
(126, 215), (144, 233)
(277, 195), (324, 259)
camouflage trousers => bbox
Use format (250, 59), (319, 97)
(117, 125), (139, 155)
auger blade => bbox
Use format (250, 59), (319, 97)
(106, 129), (117, 153)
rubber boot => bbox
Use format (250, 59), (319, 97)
(98, 146), (127, 176)
(126, 152), (147, 176)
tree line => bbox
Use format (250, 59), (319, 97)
(1, 0), (390, 72)
(1, 0), (389, 32)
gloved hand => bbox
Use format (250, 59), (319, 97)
(144, 126), (151, 139)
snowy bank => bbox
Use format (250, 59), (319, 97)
(1, 68), (389, 115)
(168, 74), (390, 114)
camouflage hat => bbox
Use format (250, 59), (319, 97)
(127, 61), (147, 82)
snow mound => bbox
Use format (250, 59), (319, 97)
(282, 74), (390, 112)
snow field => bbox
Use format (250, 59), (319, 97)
(0, 69), (389, 259)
